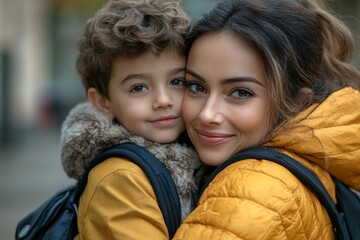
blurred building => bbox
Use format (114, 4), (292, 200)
(0, 0), (103, 145)
(0, 0), (359, 146)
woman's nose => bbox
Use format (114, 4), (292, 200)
(198, 96), (223, 125)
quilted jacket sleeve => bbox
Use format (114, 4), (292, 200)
(76, 157), (168, 240)
(173, 159), (334, 240)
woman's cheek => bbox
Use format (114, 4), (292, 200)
(182, 96), (200, 124)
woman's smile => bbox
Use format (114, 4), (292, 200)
(196, 129), (235, 145)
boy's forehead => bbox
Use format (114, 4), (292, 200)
(110, 48), (186, 79)
(112, 48), (185, 66)
(114, 47), (185, 61)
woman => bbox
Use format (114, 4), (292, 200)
(174, 0), (360, 239)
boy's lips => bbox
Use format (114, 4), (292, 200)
(150, 115), (179, 127)
(195, 129), (235, 145)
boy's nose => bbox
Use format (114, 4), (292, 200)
(153, 90), (173, 109)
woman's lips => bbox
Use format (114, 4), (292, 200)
(196, 129), (234, 145)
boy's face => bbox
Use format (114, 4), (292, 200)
(106, 49), (186, 143)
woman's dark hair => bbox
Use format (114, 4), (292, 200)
(186, 0), (360, 132)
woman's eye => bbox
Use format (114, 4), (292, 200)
(187, 82), (206, 93)
(231, 88), (254, 98)
(170, 78), (186, 87)
(130, 84), (148, 93)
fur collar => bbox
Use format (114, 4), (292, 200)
(60, 102), (201, 220)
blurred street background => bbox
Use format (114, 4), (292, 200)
(0, 0), (359, 239)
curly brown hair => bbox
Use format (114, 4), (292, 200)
(76, 0), (191, 97)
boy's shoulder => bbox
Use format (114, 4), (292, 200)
(88, 156), (150, 181)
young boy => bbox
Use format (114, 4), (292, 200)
(59, 0), (201, 239)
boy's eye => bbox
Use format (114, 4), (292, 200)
(231, 88), (254, 98)
(130, 84), (148, 93)
(170, 78), (186, 86)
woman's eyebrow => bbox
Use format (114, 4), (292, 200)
(185, 69), (205, 82)
(221, 77), (265, 87)
(186, 69), (264, 87)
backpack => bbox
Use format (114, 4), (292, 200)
(199, 147), (360, 240)
(15, 142), (181, 240)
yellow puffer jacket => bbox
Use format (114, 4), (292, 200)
(174, 87), (360, 240)
(75, 157), (168, 240)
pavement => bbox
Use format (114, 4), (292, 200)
(0, 129), (75, 240)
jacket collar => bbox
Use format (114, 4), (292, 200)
(266, 87), (360, 190)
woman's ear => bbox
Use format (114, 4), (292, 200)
(296, 87), (314, 109)
(87, 87), (114, 120)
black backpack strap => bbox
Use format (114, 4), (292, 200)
(334, 178), (360, 240)
(74, 142), (181, 238)
(200, 147), (349, 240)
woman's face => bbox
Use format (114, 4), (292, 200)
(183, 32), (271, 166)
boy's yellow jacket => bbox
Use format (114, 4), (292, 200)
(60, 102), (201, 240)
(75, 157), (168, 239)
(174, 87), (360, 240)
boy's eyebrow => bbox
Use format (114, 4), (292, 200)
(172, 67), (186, 75)
(186, 69), (264, 86)
(121, 73), (146, 84)
(121, 67), (186, 84)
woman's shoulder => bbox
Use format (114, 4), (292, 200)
(201, 158), (307, 205)
(190, 159), (333, 239)
(213, 158), (300, 183)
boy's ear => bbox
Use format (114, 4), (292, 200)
(87, 87), (114, 120)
